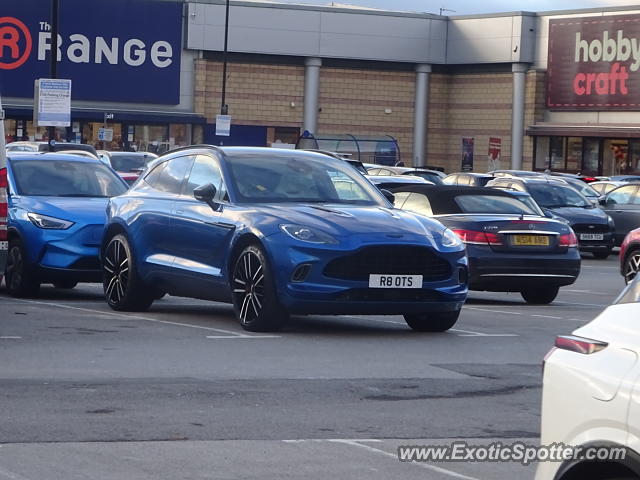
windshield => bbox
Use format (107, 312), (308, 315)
(409, 172), (443, 185)
(110, 154), (157, 172)
(564, 179), (599, 198)
(455, 195), (538, 215)
(12, 160), (128, 197)
(527, 183), (591, 208)
(226, 153), (385, 205)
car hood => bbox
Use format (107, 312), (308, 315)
(15, 196), (109, 224)
(546, 206), (609, 224)
(254, 203), (445, 240)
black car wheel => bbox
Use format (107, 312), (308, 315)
(53, 281), (78, 289)
(403, 310), (460, 332)
(103, 234), (154, 312)
(592, 249), (611, 260)
(5, 239), (40, 297)
(231, 245), (288, 332)
(624, 249), (640, 284)
(520, 286), (559, 304)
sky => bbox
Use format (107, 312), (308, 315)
(272, 0), (640, 15)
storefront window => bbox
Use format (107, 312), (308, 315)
(628, 140), (640, 175)
(583, 138), (600, 176)
(133, 125), (169, 154)
(24, 122), (67, 143)
(549, 137), (565, 171)
(169, 124), (190, 149)
(193, 125), (204, 145)
(604, 139), (628, 176)
(534, 136), (550, 170)
(4, 119), (16, 144)
(566, 137), (582, 172)
(82, 122), (123, 151)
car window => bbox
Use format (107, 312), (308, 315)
(607, 185), (638, 205)
(11, 160), (127, 197)
(455, 195), (536, 214)
(443, 175), (457, 185)
(183, 154), (227, 201)
(109, 154), (157, 172)
(528, 183), (591, 208)
(392, 191), (411, 209)
(144, 156), (194, 194)
(402, 192), (432, 216)
(590, 183), (605, 194)
(368, 168), (381, 175)
(329, 170), (371, 201)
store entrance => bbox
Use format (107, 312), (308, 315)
(82, 122), (123, 151)
(603, 139), (628, 177)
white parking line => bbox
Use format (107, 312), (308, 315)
(563, 289), (615, 295)
(449, 329), (518, 337)
(4, 298), (275, 338)
(531, 314), (562, 319)
(463, 307), (523, 316)
(0, 336), (22, 339)
(205, 335), (281, 339)
(328, 439), (479, 480)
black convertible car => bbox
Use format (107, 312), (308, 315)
(391, 185), (581, 304)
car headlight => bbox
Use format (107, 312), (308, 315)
(441, 228), (464, 250)
(280, 224), (338, 244)
(607, 215), (615, 228)
(27, 213), (75, 230)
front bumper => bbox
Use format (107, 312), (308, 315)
(263, 234), (468, 316)
(467, 245), (581, 291)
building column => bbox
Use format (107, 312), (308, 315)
(413, 64), (431, 167)
(303, 57), (322, 135)
(511, 63), (528, 170)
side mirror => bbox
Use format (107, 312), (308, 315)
(194, 183), (218, 209)
(543, 210), (554, 219)
(380, 188), (395, 204)
(598, 197), (607, 206)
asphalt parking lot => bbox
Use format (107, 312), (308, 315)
(0, 254), (625, 480)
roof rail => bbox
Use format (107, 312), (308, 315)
(160, 144), (223, 156)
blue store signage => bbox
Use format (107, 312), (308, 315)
(0, 0), (182, 105)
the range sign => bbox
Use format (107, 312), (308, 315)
(0, 0), (182, 105)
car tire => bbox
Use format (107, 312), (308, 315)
(623, 249), (640, 284)
(5, 239), (40, 297)
(103, 234), (154, 312)
(403, 310), (460, 332)
(592, 249), (611, 260)
(520, 286), (559, 304)
(231, 244), (288, 332)
(53, 281), (78, 289)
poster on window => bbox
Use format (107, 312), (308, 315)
(462, 137), (474, 172)
(488, 137), (501, 171)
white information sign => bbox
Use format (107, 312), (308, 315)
(34, 79), (72, 127)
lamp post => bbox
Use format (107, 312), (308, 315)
(49, 0), (60, 151)
(220, 0), (230, 116)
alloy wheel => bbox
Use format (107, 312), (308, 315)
(6, 246), (23, 291)
(232, 251), (265, 324)
(624, 252), (640, 284)
(104, 238), (130, 304)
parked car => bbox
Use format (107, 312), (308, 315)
(553, 176), (601, 205)
(6, 141), (99, 158)
(620, 228), (640, 284)
(443, 172), (495, 187)
(366, 175), (434, 192)
(599, 184), (640, 245)
(548, 171), (600, 183)
(590, 180), (630, 196)
(391, 185), (580, 304)
(99, 151), (159, 185)
(2, 152), (129, 296)
(366, 165), (445, 185)
(488, 169), (543, 178)
(536, 275), (640, 480)
(609, 175), (640, 182)
(487, 177), (615, 259)
(102, 147), (468, 332)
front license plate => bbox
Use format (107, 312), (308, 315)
(580, 233), (604, 241)
(369, 274), (422, 289)
(513, 235), (550, 246)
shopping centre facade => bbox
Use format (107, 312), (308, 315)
(2, 0), (640, 175)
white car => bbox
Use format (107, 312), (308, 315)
(536, 278), (640, 479)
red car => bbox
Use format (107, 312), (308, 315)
(620, 227), (640, 283)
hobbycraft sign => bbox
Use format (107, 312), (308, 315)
(0, 0), (182, 104)
(547, 14), (640, 110)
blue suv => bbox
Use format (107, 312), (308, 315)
(3, 152), (128, 296)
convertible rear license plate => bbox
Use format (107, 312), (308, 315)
(580, 233), (604, 241)
(369, 274), (422, 289)
(513, 235), (550, 246)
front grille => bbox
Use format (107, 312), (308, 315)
(336, 288), (442, 302)
(324, 246), (451, 281)
(571, 223), (610, 234)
